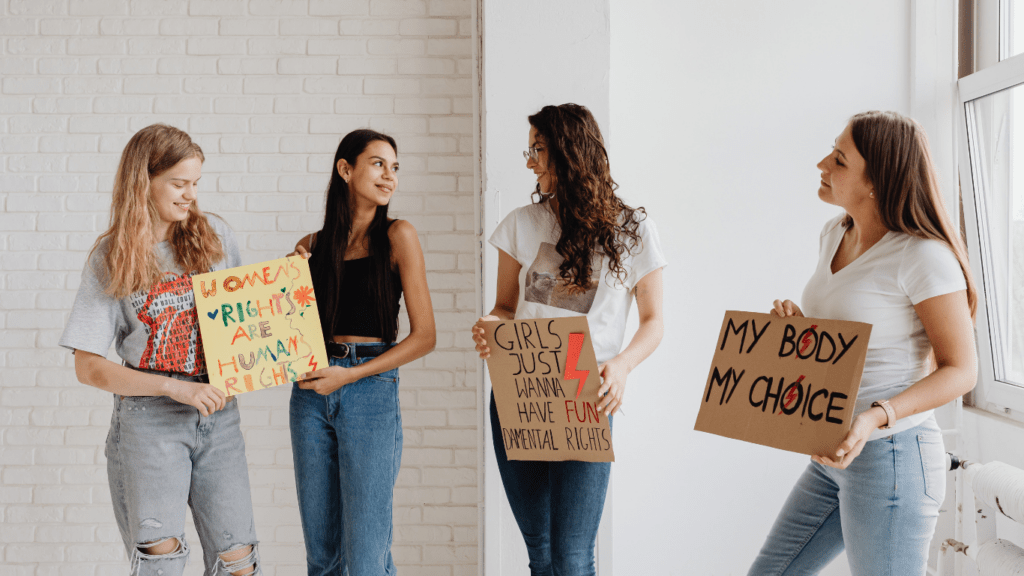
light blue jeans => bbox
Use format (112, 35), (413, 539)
(289, 345), (402, 576)
(105, 383), (260, 576)
(748, 420), (946, 576)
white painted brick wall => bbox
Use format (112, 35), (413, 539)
(0, 1), (479, 574)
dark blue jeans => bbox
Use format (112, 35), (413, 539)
(490, 393), (611, 576)
(290, 350), (402, 576)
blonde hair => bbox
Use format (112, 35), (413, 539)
(91, 124), (223, 298)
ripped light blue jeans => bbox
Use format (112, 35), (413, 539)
(747, 419), (946, 576)
(105, 379), (260, 576)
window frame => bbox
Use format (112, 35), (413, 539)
(957, 51), (1024, 417)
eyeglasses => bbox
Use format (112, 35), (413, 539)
(523, 145), (544, 162)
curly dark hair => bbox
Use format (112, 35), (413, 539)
(528, 103), (646, 290)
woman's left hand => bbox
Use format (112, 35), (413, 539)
(596, 357), (629, 417)
(297, 366), (357, 395)
(812, 411), (880, 469)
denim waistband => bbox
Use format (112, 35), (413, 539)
(124, 363), (210, 383)
(326, 341), (393, 360)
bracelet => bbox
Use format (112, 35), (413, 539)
(871, 400), (896, 430)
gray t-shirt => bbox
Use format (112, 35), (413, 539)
(59, 215), (241, 376)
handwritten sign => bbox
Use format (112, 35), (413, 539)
(482, 316), (613, 462)
(192, 256), (328, 396)
(694, 311), (871, 456)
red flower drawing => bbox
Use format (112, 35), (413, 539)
(294, 285), (316, 307)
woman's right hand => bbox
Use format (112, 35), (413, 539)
(471, 315), (500, 359)
(167, 379), (227, 416)
(288, 244), (311, 259)
(770, 299), (804, 318)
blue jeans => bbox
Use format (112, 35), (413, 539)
(490, 392), (611, 576)
(290, 348), (402, 576)
(748, 420), (946, 576)
(105, 388), (259, 576)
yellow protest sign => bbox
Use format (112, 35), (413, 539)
(191, 256), (328, 396)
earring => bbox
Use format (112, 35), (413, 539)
(869, 192), (875, 198)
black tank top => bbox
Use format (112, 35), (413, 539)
(329, 236), (403, 340)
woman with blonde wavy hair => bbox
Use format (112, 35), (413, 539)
(59, 124), (260, 576)
(471, 103), (666, 576)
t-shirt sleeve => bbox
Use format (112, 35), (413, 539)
(489, 209), (519, 262)
(58, 247), (121, 358)
(626, 214), (668, 290)
(900, 238), (968, 305)
(209, 214), (241, 268)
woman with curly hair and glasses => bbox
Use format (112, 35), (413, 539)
(471, 103), (666, 576)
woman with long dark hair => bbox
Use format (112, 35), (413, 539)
(60, 124), (260, 575)
(289, 129), (436, 575)
(471, 103), (666, 575)
(748, 111), (977, 575)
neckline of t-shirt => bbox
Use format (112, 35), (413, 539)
(826, 227), (893, 277)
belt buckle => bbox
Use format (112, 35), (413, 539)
(341, 343), (351, 359)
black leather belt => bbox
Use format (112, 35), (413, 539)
(126, 363), (210, 383)
(326, 341), (390, 360)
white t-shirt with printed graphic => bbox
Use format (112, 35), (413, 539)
(489, 202), (667, 364)
(801, 214), (967, 439)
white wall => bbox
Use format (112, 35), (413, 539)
(608, 1), (911, 574)
(479, 0), (610, 573)
(0, 2), (478, 574)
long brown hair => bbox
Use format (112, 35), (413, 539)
(848, 110), (977, 317)
(528, 103), (646, 290)
(309, 129), (401, 342)
(91, 124), (223, 298)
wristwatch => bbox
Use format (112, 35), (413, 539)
(871, 400), (896, 429)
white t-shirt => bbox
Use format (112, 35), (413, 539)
(801, 214), (967, 439)
(489, 202), (667, 364)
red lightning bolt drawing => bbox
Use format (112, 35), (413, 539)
(564, 332), (589, 400)
(307, 354), (318, 373)
(779, 375), (805, 414)
(799, 325), (818, 354)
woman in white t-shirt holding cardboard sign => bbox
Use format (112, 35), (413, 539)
(471, 103), (666, 576)
(748, 111), (977, 576)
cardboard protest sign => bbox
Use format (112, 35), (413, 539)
(482, 316), (613, 462)
(694, 311), (872, 456)
(192, 257), (328, 396)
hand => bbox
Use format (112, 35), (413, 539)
(297, 365), (356, 395)
(471, 315), (500, 359)
(770, 299), (804, 318)
(596, 357), (629, 417)
(288, 244), (311, 259)
(167, 379), (226, 416)
(811, 408), (885, 469)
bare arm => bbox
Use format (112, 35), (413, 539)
(596, 267), (665, 415)
(74, 350), (226, 416)
(339, 220), (437, 379)
(862, 289), (977, 427)
(815, 289), (976, 468)
(297, 221), (436, 392)
(471, 249), (522, 357)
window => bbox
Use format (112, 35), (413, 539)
(959, 49), (1024, 412)
(1004, 0), (1024, 59)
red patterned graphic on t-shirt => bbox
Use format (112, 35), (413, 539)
(135, 272), (205, 375)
